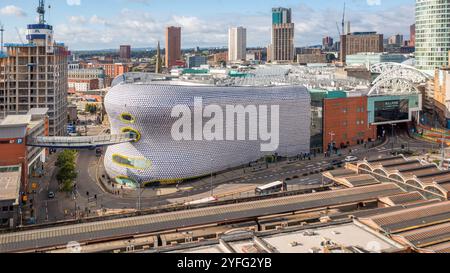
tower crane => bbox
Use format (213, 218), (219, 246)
(37, 0), (46, 24)
(342, 2), (346, 35)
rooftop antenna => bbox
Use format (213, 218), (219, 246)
(0, 21), (4, 53)
(37, 0), (46, 24)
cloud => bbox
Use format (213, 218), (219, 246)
(51, 2), (414, 50)
(367, 0), (381, 6)
(67, 0), (81, 6)
(0, 5), (27, 17)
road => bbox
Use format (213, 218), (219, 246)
(30, 125), (440, 224)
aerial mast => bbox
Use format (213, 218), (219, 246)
(37, 0), (46, 24)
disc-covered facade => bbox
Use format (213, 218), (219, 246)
(104, 80), (311, 185)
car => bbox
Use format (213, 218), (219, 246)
(345, 156), (359, 162)
(48, 191), (55, 199)
(331, 159), (341, 165)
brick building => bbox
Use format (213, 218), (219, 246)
(68, 78), (100, 93)
(165, 26), (182, 69)
(340, 32), (384, 63)
(323, 96), (376, 152)
(119, 45), (131, 60)
(0, 109), (49, 227)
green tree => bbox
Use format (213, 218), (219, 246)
(55, 150), (78, 192)
(56, 150), (77, 168)
(85, 103), (97, 114)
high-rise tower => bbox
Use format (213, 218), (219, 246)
(165, 26), (181, 69)
(228, 27), (247, 62)
(415, 0), (450, 72)
(0, 0), (69, 136)
(270, 7), (295, 62)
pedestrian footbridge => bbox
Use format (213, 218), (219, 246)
(27, 133), (137, 149)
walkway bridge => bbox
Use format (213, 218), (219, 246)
(26, 133), (137, 149)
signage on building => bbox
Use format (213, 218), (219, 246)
(374, 99), (410, 124)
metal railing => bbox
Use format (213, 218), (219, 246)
(27, 133), (136, 148)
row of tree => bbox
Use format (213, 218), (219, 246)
(56, 150), (78, 192)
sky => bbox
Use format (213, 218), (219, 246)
(0, 0), (415, 50)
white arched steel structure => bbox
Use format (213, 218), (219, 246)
(368, 77), (420, 96)
(370, 62), (431, 85)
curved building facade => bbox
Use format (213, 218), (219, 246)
(104, 79), (310, 185)
(416, 0), (450, 72)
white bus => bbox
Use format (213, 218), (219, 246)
(255, 181), (287, 196)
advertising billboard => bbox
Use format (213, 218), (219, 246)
(374, 99), (409, 124)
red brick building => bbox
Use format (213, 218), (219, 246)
(165, 26), (182, 69)
(323, 96), (376, 152)
(68, 78), (100, 93)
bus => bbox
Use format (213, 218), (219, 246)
(255, 181), (287, 196)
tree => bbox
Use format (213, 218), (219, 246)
(55, 150), (78, 192)
(85, 103), (97, 114)
(56, 150), (77, 168)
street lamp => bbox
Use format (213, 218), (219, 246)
(137, 178), (142, 211)
(210, 157), (214, 197)
(329, 132), (335, 156)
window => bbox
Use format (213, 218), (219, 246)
(112, 154), (152, 170)
(120, 113), (136, 124)
(121, 127), (141, 142)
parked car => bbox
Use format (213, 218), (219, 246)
(345, 156), (359, 162)
(331, 159), (341, 165)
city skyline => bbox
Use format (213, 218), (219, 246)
(0, 0), (414, 50)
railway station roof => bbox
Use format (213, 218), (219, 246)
(0, 183), (403, 253)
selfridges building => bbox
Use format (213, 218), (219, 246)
(104, 74), (311, 186)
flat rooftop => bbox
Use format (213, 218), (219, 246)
(1, 115), (31, 126)
(165, 221), (403, 254)
(0, 183), (404, 252)
(113, 64), (371, 91)
(260, 222), (401, 253)
(0, 166), (22, 204)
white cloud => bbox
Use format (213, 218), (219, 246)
(67, 0), (81, 6)
(367, 0), (382, 6)
(51, 2), (414, 50)
(0, 5), (27, 17)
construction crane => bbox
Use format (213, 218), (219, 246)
(336, 22), (341, 37)
(342, 2), (346, 35)
(336, 2), (346, 37)
(37, 0), (46, 24)
(15, 27), (24, 44)
(0, 21), (4, 53)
